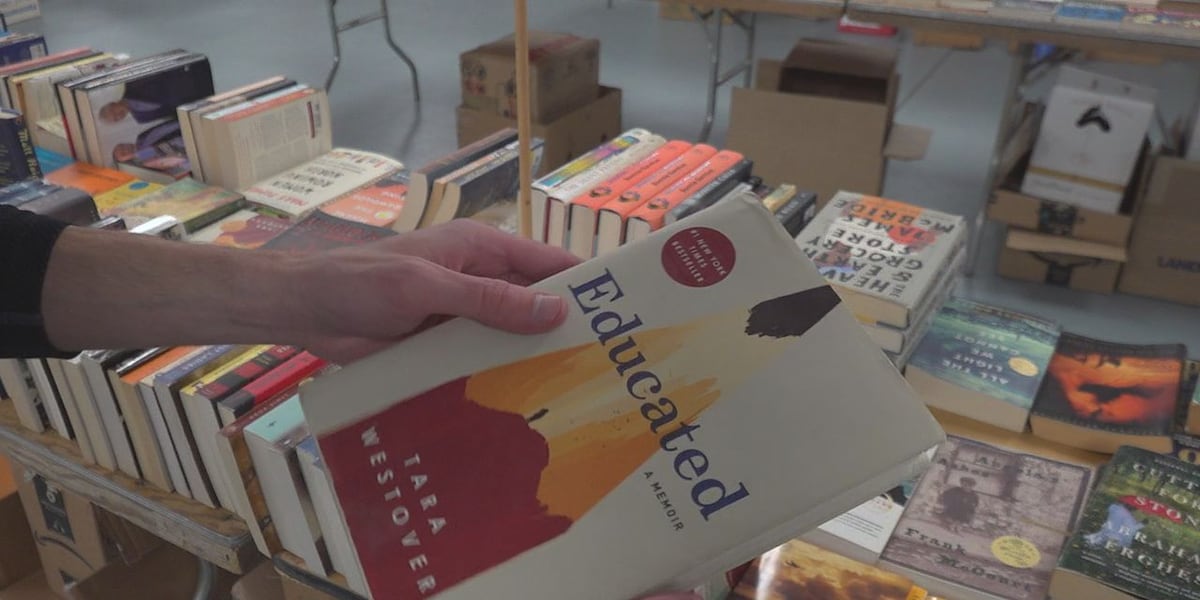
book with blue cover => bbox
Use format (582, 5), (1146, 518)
(1055, 1), (1127, 25)
(905, 297), (1060, 432)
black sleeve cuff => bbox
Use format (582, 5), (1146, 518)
(0, 205), (75, 359)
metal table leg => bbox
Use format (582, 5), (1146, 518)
(324, 0), (421, 102)
(191, 557), (214, 600)
(692, 8), (758, 142)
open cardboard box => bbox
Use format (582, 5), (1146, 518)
(988, 104), (1153, 246)
(1119, 154), (1200, 306)
(727, 38), (931, 207)
(457, 85), (622, 177)
(997, 228), (1127, 294)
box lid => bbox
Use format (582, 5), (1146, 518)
(468, 31), (596, 63)
(1006, 228), (1128, 262)
(782, 38), (897, 81)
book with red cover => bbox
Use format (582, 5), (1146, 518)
(300, 193), (944, 600)
(216, 352), (327, 426)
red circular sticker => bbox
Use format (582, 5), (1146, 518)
(661, 227), (736, 287)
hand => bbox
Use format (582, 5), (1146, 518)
(289, 219), (581, 363)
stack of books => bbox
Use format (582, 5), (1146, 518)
(796, 191), (967, 368)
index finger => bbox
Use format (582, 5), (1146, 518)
(459, 222), (583, 283)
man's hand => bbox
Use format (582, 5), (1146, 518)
(287, 220), (581, 362)
(42, 220), (580, 361)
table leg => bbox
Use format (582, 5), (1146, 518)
(693, 8), (757, 142)
(379, 0), (422, 102)
(325, 0), (342, 92)
(966, 42), (1033, 276)
(191, 557), (214, 600)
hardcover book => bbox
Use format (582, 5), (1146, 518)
(1030, 333), (1186, 454)
(300, 193), (944, 599)
(796, 192), (967, 329)
(0, 108), (40, 185)
(729, 539), (927, 600)
(111, 177), (245, 232)
(881, 436), (1092, 600)
(261, 211), (396, 253)
(243, 148), (403, 221)
(906, 298), (1060, 432)
(1051, 446), (1200, 600)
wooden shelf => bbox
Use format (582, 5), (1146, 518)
(846, 0), (1200, 60)
(0, 403), (256, 574)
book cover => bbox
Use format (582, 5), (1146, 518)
(1053, 446), (1200, 600)
(729, 539), (926, 600)
(262, 211), (396, 253)
(321, 171), (409, 228)
(9, 185), (97, 224)
(909, 298), (1060, 413)
(796, 191), (966, 328)
(1124, 6), (1200, 27)
(398, 128), (517, 233)
(34, 146), (73, 174)
(80, 54), (212, 168)
(1032, 333), (1185, 436)
(0, 108), (40, 185)
(301, 194), (944, 599)
(44, 161), (134, 196)
(187, 208), (290, 249)
(1055, 1), (1127, 22)
(806, 480), (917, 562)
(989, 0), (1058, 19)
(111, 177), (245, 232)
(244, 148), (402, 221)
(115, 128), (190, 183)
(217, 352), (327, 426)
(93, 179), (161, 215)
(435, 139), (544, 226)
(881, 436), (1092, 600)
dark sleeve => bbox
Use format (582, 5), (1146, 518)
(0, 204), (74, 358)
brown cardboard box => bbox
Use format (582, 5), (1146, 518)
(233, 561), (285, 600)
(15, 474), (106, 597)
(0, 492), (39, 590)
(0, 571), (56, 600)
(460, 31), (600, 123)
(1119, 155), (1200, 306)
(457, 85), (623, 176)
(728, 40), (929, 206)
(997, 228), (1127, 294)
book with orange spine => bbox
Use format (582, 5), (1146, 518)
(566, 140), (691, 259)
(624, 151), (747, 243)
(595, 143), (717, 256)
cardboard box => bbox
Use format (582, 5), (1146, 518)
(997, 228), (1126, 293)
(0, 492), (39, 590)
(0, 571), (56, 600)
(62, 544), (237, 600)
(1021, 66), (1157, 213)
(233, 561), (285, 600)
(457, 85), (623, 176)
(1119, 155), (1200, 306)
(728, 40), (930, 206)
(16, 474), (106, 598)
(460, 31), (600, 123)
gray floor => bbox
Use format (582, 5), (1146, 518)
(22, 0), (1200, 351)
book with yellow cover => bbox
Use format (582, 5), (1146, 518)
(301, 192), (944, 600)
(94, 179), (162, 216)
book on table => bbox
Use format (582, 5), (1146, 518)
(300, 191), (943, 600)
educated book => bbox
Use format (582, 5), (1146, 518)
(881, 436), (1092, 600)
(1051, 446), (1200, 600)
(729, 539), (928, 600)
(300, 193), (944, 600)
(906, 298), (1060, 432)
(1030, 333), (1186, 454)
(796, 191), (966, 329)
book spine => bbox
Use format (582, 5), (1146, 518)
(663, 157), (753, 226)
(627, 150), (744, 235)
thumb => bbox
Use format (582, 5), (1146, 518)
(432, 266), (569, 334)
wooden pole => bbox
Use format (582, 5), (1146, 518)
(514, 0), (534, 239)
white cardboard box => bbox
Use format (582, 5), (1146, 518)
(1021, 66), (1156, 214)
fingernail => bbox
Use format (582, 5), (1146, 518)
(531, 293), (564, 324)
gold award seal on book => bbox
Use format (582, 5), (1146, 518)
(991, 535), (1041, 569)
(1009, 356), (1039, 377)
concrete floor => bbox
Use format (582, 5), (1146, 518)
(22, 0), (1200, 351)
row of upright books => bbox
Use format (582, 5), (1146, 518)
(938, 0), (1200, 29)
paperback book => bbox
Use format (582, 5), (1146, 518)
(320, 171), (409, 228)
(729, 539), (928, 600)
(881, 436), (1092, 600)
(906, 298), (1060, 432)
(187, 208), (290, 249)
(300, 193), (944, 599)
(244, 149), (402, 221)
(111, 177), (245, 232)
(1030, 333), (1185, 454)
(796, 191), (966, 329)
(801, 479), (918, 565)
(1051, 446), (1200, 600)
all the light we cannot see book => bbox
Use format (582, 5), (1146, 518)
(300, 194), (945, 600)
